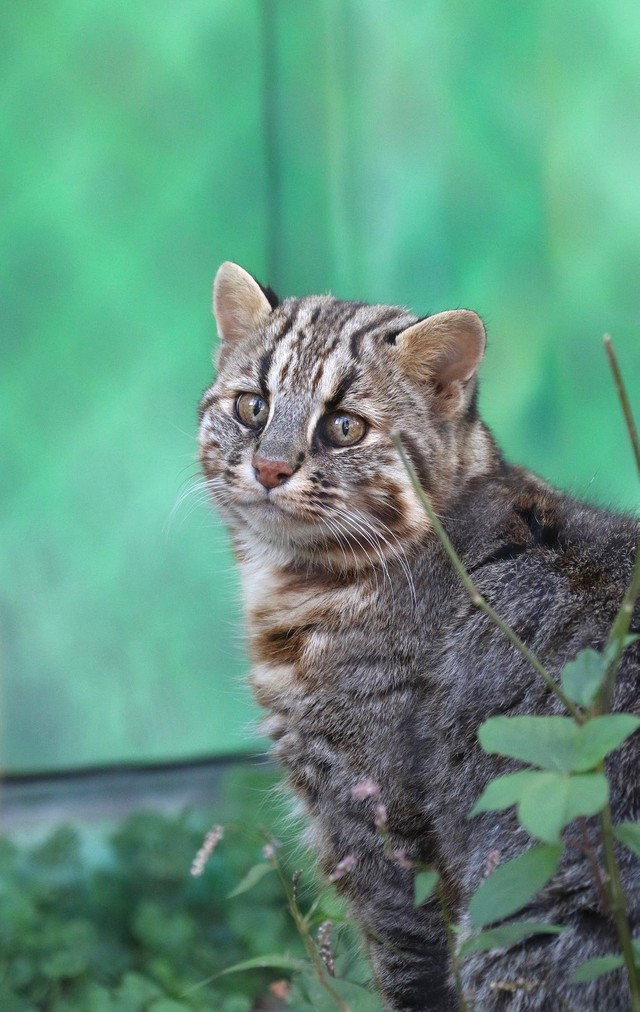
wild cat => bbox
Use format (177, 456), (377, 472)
(198, 261), (640, 1010)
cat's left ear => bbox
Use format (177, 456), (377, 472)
(213, 261), (278, 348)
(395, 310), (486, 414)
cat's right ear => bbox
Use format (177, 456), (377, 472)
(213, 262), (277, 350)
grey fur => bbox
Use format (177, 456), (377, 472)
(199, 270), (640, 1010)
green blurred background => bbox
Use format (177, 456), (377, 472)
(2, 1), (639, 774)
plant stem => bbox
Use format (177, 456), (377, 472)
(599, 797), (640, 1010)
(603, 335), (640, 478)
(596, 336), (640, 713)
(390, 431), (581, 720)
(575, 818), (610, 915)
(600, 334), (640, 1007)
(271, 857), (351, 1012)
(597, 545), (640, 714)
(436, 879), (468, 1012)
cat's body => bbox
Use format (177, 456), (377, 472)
(199, 263), (640, 1010)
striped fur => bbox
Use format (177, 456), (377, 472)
(199, 264), (640, 1010)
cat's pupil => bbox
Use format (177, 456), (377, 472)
(235, 392), (269, 429)
(322, 410), (366, 447)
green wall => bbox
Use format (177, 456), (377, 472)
(2, 2), (639, 772)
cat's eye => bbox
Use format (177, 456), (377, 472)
(235, 393), (269, 429)
(321, 411), (367, 447)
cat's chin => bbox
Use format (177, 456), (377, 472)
(236, 498), (325, 548)
(234, 498), (416, 577)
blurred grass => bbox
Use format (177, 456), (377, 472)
(0, 765), (346, 1011)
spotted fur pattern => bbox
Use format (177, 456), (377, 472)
(199, 263), (640, 1010)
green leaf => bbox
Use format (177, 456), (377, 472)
(205, 953), (308, 982)
(613, 821), (640, 857)
(227, 861), (273, 897)
(469, 843), (563, 928)
(305, 886), (348, 924)
(517, 772), (609, 842)
(572, 714), (640, 771)
(478, 716), (579, 773)
(116, 972), (164, 1005)
(560, 649), (607, 707)
(459, 920), (565, 956)
(41, 944), (89, 979)
(469, 771), (542, 817)
(610, 633), (640, 653)
(292, 972), (383, 1012)
(414, 869), (439, 906)
(285, 977), (316, 1012)
(478, 714), (640, 775)
(324, 979), (384, 1011)
(571, 954), (624, 983)
(472, 769), (609, 843)
(149, 1002), (190, 1012)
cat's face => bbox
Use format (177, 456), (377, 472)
(199, 263), (487, 569)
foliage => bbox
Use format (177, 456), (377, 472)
(0, 765), (359, 1011)
(459, 589), (640, 995)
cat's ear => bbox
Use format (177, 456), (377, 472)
(395, 310), (486, 414)
(213, 262), (278, 347)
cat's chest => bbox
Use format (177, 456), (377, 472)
(239, 555), (372, 711)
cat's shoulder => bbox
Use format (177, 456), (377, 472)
(449, 464), (638, 589)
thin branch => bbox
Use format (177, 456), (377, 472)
(597, 546), (640, 714)
(604, 335), (640, 478)
(436, 879), (468, 1012)
(596, 336), (640, 1007)
(270, 855), (351, 1012)
(599, 797), (640, 1010)
(390, 431), (581, 720)
(575, 818), (610, 915)
(595, 336), (640, 713)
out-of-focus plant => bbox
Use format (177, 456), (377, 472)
(0, 765), (347, 1011)
(203, 831), (381, 1011)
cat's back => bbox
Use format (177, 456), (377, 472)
(446, 467), (639, 643)
(423, 469), (640, 838)
(432, 467), (640, 707)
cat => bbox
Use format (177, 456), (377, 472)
(198, 261), (640, 1010)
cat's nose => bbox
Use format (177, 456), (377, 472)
(252, 455), (295, 490)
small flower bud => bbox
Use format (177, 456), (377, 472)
(317, 920), (335, 976)
(484, 849), (501, 879)
(328, 853), (357, 881)
(374, 802), (388, 829)
(190, 824), (224, 877)
(351, 778), (381, 800)
(392, 848), (413, 871)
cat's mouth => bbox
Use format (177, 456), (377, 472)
(233, 489), (340, 545)
(239, 492), (316, 524)
(237, 497), (325, 549)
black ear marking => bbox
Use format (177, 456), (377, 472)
(255, 277), (280, 310)
(385, 315), (429, 346)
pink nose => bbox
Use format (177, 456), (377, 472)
(252, 455), (295, 490)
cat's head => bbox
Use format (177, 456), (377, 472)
(199, 262), (492, 569)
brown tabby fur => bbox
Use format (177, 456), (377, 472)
(198, 262), (640, 1010)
